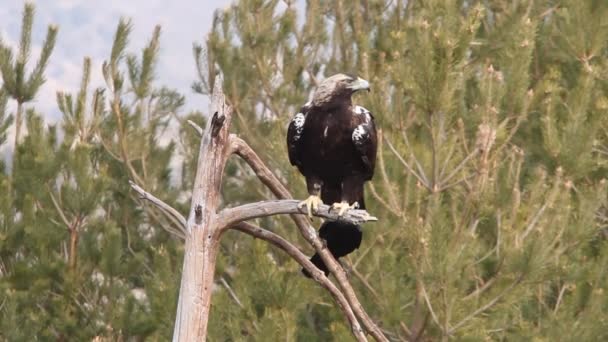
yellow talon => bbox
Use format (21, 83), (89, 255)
(331, 201), (359, 217)
(299, 195), (323, 218)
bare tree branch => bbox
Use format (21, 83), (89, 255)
(129, 80), (386, 341)
(230, 135), (292, 198)
(187, 119), (204, 136)
(129, 181), (187, 236)
(230, 135), (389, 342)
(219, 277), (244, 309)
(217, 200), (377, 229)
(129, 180), (369, 341)
(171, 77), (233, 341)
(232, 222), (367, 342)
(133, 178), (384, 340)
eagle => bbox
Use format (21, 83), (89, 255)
(286, 74), (377, 277)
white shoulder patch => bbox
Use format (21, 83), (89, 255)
(354, 105), (367, 115)
(292, 113), (306, 140)
(352, 124), (366, 143)
(293, 113), (305, 129)
(354, 105), (372, 123)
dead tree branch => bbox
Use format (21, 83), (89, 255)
(129, 78), (386, 341)
(218, 200), (377, 229)
(232, 222), (368, 342)
(230, 135), (389, 342)
(130, 181), (187, 232)
(129, 182), (368, 341)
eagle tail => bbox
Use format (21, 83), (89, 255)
(302, 253), (329, 278)
(302, 221), (363, 278)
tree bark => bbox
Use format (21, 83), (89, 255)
(133, 77), (383, 341)
(172, 79), (232, 341)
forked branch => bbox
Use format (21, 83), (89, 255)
(129, 78), (386, 341)
(229, 135), (389, 342)
(232, 222), (367, 341)
(128, 182), (368, 341)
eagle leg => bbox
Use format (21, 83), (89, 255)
(331, 201), (359, 217)
(298, 195), (324, 218)
(300, 178), (324, 218)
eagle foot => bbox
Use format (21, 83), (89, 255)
(331, 201), (359, 217)
(298, 195), (324, 218)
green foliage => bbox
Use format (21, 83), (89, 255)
(0, 2), (58, 104)
(1, 12), (184, 341)
(199, 0), (608, 340)
(0, 90), (11, 148)
(1, 0), (608, 341)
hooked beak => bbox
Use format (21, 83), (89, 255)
(348, 77), (371, 92)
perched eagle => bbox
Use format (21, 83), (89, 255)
(287, 74), (377, 277)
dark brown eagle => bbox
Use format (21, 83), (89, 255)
(286, 74), (377, 277)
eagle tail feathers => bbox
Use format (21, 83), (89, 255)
(301, 221), (363, 278)
(302, 253), (329, 278)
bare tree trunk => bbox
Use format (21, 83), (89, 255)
(173, 227), (222, 340)
(172, 80), (232, 341)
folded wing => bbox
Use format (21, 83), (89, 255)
(351, 106), (377, 177)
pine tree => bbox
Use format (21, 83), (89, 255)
(0, 2), (57, 175)
(197, 0), (608, 340)
(0, 13), (186, 342)
(1, 0), (607, 340)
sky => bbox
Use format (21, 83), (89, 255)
(0, 0), (234, 124)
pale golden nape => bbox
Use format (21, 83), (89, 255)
(311, 73), (353, 107)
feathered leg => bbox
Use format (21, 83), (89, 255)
(298, 176), (323, 217)
(330, 175), (365, 216)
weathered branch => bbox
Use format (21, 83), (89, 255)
(171, 77), (233, 341)
(129, 181), (187, 238)
(187, 119), (203, 136)
(217, 200), (377, 229)
(130, 79), (386, 341)
(230, 135), (291, 198)
(230, 135), (389, 342)
(232, 222), (367, 342)
(129, 181), (369, 341)
(130, 182), (375, 237)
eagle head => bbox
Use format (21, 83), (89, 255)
(311, 74), (370, 108)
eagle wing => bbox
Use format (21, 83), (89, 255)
(287, 109), (307, 166)
(351, 106), (377, 177)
